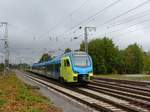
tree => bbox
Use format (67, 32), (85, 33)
(0, 63), (4, 72)
(80, 37), (118, 74)
(123, 43), (144, 74)
(115, 50), (126, 74)
(39, 53), (52, 62)
(80, 41), (85, 51)
(18, 63), (30, 70)
(143, 51), (150, 74)
(64, 48), (71, 53)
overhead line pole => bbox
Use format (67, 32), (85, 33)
(0, 55), (4, 75)
(0, 22), (9, 75)
(84, 27), (88, 53)
(80, 26), (96, 53)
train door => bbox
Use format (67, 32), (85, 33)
(60, 58), (65, 81)
(65, 59), (70, 81)
(60, 58), (71, 82)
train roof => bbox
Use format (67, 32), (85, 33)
(32, 51), (88, 67)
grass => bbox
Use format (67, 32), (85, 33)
(94, 74), (150, 81)
(0, 72), (62, 112)
(0, 99), (6, 106)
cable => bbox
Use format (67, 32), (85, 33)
(55, 33), (83, 51)
(57, 0), (149, 41)
(109, 8), (150, 28)
(37, 0), (90, 38)
(70, 10), (150, 40)
(96, 0), (150, 28)
(70, 0), (122, 29)
(70, 0), (90, 15)
(96, 9), (150, 35)
(99, 17), (150, 37)
(113, 23), (150, 38)
(52, 0), (90, 31)
(56, 0), (122, 38)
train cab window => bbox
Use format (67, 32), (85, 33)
(66, 59), (70, 67)
(64, 59), (70, 67)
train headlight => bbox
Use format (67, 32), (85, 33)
(90, 76), (93, 80)
(73, 76), (77, 81)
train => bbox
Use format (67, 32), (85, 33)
(31, 51), (93, 84)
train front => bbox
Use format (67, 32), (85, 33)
(71, 52), (93, 83)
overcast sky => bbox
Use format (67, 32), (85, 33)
(0, 0), (150, 64)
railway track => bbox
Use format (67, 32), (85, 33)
(23, 71), (150, 112)
(87, 84), (150, 108)
(24, 73), (124, 112)
(93, 77), (150, 87)
(91, 81), (150, 96)
(88, 84), (150, 102)
(89, 78), (150, 110)
(94, 79), (150, 93)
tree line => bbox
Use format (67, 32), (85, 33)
(80, 37), (150, 74)
(0, 63), (30, 72)
(38, 48), (72, 63)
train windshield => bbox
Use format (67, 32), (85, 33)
(73, 55), (91, 67)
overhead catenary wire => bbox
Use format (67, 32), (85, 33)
(69, 0), (122, 29)
(17, 0), (144, 43)
(2, 1), (90, 42)
(56, 0), (149, 42)
(56, 0), (122, 38)
(95, 9), (150, 35)
(108, 8), (150, 28)
(55, 34), (83, 52)
(57, 20), (147, 52)
(96, 0), (150, 29)
(57, 27), (96, 52)
(81, 0), (150, 39)
(7, 1), (150, 63)
(111, 23), (150, 38)
(57, 0), (150, 52)
(36, 0), (91, 39)
(98, 17), (150, 37)
(69, 0), (90, 16)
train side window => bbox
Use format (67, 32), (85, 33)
(66, 59), (70, 67)
(64, 59), (70, 67)
(64, 60), (66, 66)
